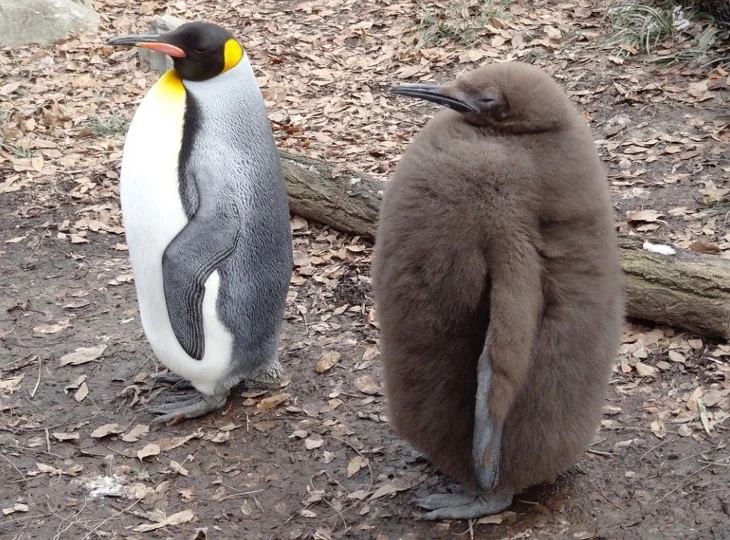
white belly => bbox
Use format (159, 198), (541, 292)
(120, 74), (233, 396)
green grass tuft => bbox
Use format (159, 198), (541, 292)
(418, 0), (512, 46)
(85, 113), (130, 138)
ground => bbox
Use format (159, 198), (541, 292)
(1, 0), (729, 538)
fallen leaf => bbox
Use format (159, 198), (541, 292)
(355, 375), (379, 395)
(132, 509), (194, 532)
(60, 344), (107, 366)
(477, 510), (518, 525)
(137, 443), (161, 461)
(347, 455), (368, 478)
(256, 392), (290, 411)
(362, 346), (379, 361)
(90, 423), (122, 438)
(205, 430), (230, 444)
(650, 420), (666, 439)
(635, 361), (657, 377)
(122, 424), (149, 443)
(698, 399), (711, 435)
(33, 320), (70, 334)
(4, 236), (26, 244)
(369, 482), (398, 500)
(677, 424), (692, 437)
(52, 432), (79, 442)
(169, 460), (189, 476)
(305, 436), (324, 450)
(156, 431), (202, 451)
(668, 351), (685, 363)
(2, 503), (30, 515)
(315, 351), (341, 373)
(627, 209), (663, 223)
(74, 382), (89, 402)
(0, 374), (24, 392)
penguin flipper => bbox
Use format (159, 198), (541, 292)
(472, 247), (542, 492)
(162, 202), (241, 360)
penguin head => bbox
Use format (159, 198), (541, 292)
(392, 61), (574, 134)
(107, 22), (244, 82)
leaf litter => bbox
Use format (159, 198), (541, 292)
(0, 0), (728, 538)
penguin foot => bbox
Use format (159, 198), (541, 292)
(148, 392), (228, 425)
(242, 360), (284, 390)
(151, 372), (193, 392)
(413, 490), (513, 520)
(566, 462), (587, 475)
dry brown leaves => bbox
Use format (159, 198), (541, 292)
(1, 0), (729, 536)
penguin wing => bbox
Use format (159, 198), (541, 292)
(472, 247), (543, 492)
(162, 200), (241, 360)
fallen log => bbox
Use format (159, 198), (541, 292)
(279, 151), (730, 340)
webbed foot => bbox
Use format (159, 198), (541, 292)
(413, 490), (513, 520)
(147, 391), (228, 425)
(151, 371), (193, 392)
(566, 462), (587, 475)
(242, 360), (284, 390)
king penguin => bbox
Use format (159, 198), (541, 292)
(107, 22), (293, 424)
(372, 62), (623, 519)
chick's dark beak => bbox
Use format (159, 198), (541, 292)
(391, 83), (476, 113)
(106, 34), (186, 58)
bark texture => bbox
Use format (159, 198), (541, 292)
(280, 151), (730, 340)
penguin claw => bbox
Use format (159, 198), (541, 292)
(412, 493), (478, 510)
(152, 372), (193, 392)
(148, 392), (228, 425)
(414, 491), (513, 521)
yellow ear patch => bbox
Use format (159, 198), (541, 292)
(223, 39), (244, 73)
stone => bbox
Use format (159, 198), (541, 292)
(0, 0), (100, 47)
(137, 15), (188, 73)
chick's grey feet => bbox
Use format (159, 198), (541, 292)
(413, 489), (513, 520)
(147, 390), (229, 425)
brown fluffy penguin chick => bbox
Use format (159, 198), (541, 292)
(371, 61), (623, 521)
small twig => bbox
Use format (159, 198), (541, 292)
(597, 480), (624, 510)
(331, 436), (374, 492)
(252, 495), (264, 515)
(0, 513), (52, 528)
(269, 511), (298, 540)
(79, 498), (141, 540)
(323, 498), (348, 531)
(654, 463), (714, 505)
(586, 448), (614, 458)
(49, 496), (90, 540)
(216, 489), (265, 502)
(698, 458), (730, 467)
(639, 435), (676, 461)
(0, 453), (26, 482)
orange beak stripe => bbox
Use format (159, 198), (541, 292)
(136, 42), (186, 58)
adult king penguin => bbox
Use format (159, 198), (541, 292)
(107, 22), (293, 424)
(372, 62), (623, 519)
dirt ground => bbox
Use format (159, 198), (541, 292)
(1, 0), (730, 539)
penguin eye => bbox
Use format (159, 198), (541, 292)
(194, 48), (208, 55)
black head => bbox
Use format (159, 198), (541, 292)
(107, 22), (243, 82)
(392, 62), (576, 134)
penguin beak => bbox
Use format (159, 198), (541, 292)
(391, 84), (476, 113)
(106, 35), (187, 58)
